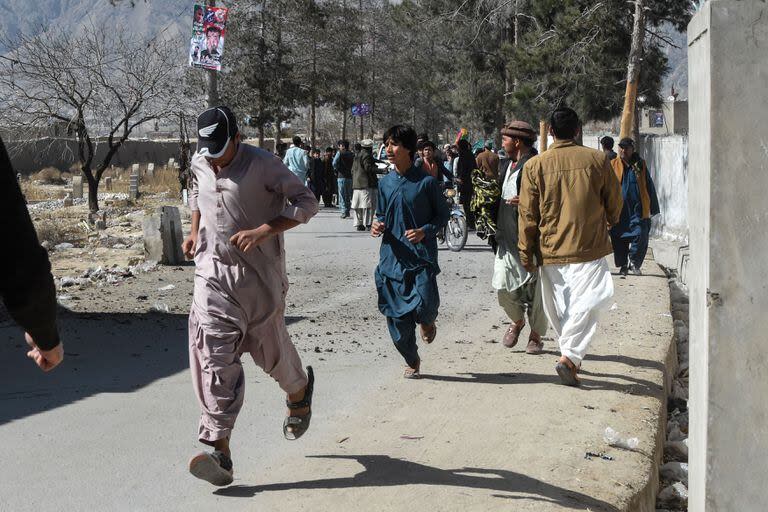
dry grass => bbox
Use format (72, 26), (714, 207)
(34, 217), (85, 246)
(32, 167), (65, 184)
(141, 166), (182, 194)
(21, 182), (67, 201)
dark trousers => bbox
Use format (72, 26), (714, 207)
(459, 187), (475, 229)
(611, 220), (650, 269)
(386, 308), (437, 368)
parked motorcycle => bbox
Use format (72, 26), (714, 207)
(437, 186), (468, 251)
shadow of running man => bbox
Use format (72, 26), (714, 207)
(214, 454), (618, 511)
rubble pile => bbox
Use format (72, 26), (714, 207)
(57, 261), (159, 290)
(657, 278), (690, 512)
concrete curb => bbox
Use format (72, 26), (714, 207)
(623, 264), (678, 512)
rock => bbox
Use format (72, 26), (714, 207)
(112, 243), (128, 249)
(672, 380), (688, 400)
(660, 461), (689, 485)
(142, 206), (184, 265)
(150, 302), (170, 313)
(41, 241), (52, 250)
(657, 482), (688, 509)
(54, 242), (74, 250)
(158, 284), (176, 292)
(665, 439), (689, 461)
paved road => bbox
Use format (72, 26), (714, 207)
(0, 208), (673, 511)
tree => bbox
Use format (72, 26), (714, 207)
(0, 25), (182, 212)
(618, 0), (692, 139)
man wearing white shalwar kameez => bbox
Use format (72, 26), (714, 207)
(517, 107), (622, 386)
(182, 106), (319, 486)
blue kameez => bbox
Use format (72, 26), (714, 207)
(609, 158), (658, 269)
(374, 166), (451, 366)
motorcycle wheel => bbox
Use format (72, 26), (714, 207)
(446, 215), (468, 252)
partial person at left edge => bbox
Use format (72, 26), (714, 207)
(0, 136), (64, 371)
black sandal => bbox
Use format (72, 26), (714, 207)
(283, 366), (314, 440)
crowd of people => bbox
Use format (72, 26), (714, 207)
(2, 103), (660, 488)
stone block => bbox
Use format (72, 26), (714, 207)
(142, 206), (184, 265)
(72, 175), (83, 199)
(129, 174), (140, 200)
(147, 163), (155, 177)
(167, 158), (175, 169)
(105, 177), (113, 191)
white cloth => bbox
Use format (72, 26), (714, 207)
(351, 187), (375, 209)
(492, 166), (531, 292)
(502, 168), (520, 199)
(539, 258), (614, 366)
(351, 187), (376, 227)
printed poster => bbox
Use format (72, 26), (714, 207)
(189, 4), (229, 71)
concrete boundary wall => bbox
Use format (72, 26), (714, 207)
(688, 2), (768, 510)
(641, 135), (689, 242)
(5, 138), (181, 174)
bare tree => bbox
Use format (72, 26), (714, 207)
(0, 24), (182, 212)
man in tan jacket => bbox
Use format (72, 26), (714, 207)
(518, 107), (622, 386)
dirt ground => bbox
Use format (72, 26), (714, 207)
(0, 205), (673, 512)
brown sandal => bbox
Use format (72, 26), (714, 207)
(525, 333), (544, 354)
(555, 358), (580, 386)
(404, 360), (421, 379)
(420, 323), (437, 344)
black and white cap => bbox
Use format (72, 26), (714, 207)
(197, 106), (238, 159)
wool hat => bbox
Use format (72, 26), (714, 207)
(618, 137), (635, 148)
(501, 120), (537, 141)
(360, 139), (374, 148)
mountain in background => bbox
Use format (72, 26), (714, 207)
(0, 0), (189, 54)
(1, 1), (690, 102)
(660, 26), (689, 99)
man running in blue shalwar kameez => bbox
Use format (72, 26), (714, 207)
(371, 125), (451, 379)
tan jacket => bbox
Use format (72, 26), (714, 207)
(518, 140), (623, 266)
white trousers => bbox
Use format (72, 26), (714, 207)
(540, 258), (614, 367)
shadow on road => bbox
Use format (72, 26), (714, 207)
(419, 370), (661, 396)
(0, 309), (304, 426)
(214, 454), (618, 511)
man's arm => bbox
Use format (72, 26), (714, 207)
(602, 157), (623, 226)
(0, 136), (63, 370)
(332, 151), (341, 171)
(230, 155), (319, 252)
(517, 160), (541, 270)
(371, 184), (387, 237)
(182, 166), (201, 259)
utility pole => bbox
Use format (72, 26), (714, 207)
(206, 0), (219, 107)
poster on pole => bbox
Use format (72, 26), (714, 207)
(189, 4), (229, 71)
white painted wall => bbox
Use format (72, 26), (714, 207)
(641, 135), (689, 242)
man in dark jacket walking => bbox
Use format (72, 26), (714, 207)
(0, 136), (64, 371)
(333, 140), (355, 218)
(351, 139), (378, 231)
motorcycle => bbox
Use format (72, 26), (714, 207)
(437, 186), (468, 251)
